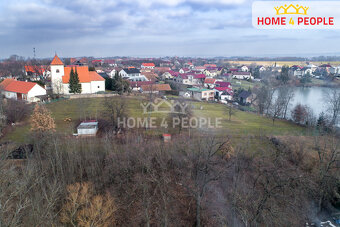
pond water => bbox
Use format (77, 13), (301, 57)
(284, 86), (340, 126)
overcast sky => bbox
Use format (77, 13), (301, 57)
(0, 0), (339, 58)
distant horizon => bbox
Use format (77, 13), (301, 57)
(3, 54), (340, 61)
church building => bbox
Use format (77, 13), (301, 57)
(50, 55), (105, 94)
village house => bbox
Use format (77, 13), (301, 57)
(258, 66), (266, 72)
(141, 72), (158, 82)
(24, 66), (49, 81)
(194, 66), (206, 72)
(140, 83), (171, 94)
(203, 64), (217, 68)
(129, 81), (154, 91)
(179, 68), (191, 74)
(306, 63), (317, 72)
(203, 68), (218, 77)
(154, 67), (171, 74)
(232, 72), (253, 80)
(215, 81), (232, 89)
(141, 63), (155, 69)
(119, 68), (146, 81)
(176, 73), (205, 86)
(0, 78), (46, 102)
(214, 87), (233, 103)
(187, 87), (214, 101)
(184, 62), (194, 69)
(104, 59), (116, 67)
(204, 78), (216, 88)
(50, 55), (105, 94)
(91, 59), (103, 66)
(161, 71), (179, 80)
(238, 90), (255, 105)
(240, 65), (249, 72)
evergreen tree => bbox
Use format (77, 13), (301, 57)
(277, 66), (289, 84)
(69, 68), (82, 94)
(112, 72), (130, 94)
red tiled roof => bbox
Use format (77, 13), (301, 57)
(204, 78), (216, 84)
(129, 81), (154, 88)
(104, 59), (115, 64)
(194, 74), (206, 79)
(25, 65), (45, 74)
(215, 81), (231, 87)
(91, 60), (103, 64)
(51, 55), (64, 65)
(141, 84), (171, 91)
(62, 66), (104, 83)
(141, 72), (158, 81)
(142, 63), (155, 67)
(0, 78), (38, 94)
(204, 64), (217, 67)
(215, 87), (231, 91)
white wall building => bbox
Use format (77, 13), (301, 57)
(0, 79), (46, 102)
(50, 55), (105, 94)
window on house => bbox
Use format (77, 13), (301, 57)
(98, 86), (100, 88)
(56, 69), (60, 73)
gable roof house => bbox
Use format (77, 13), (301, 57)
(140, 84), (171, 94)
(24, 65), (50, 81)
(194, 66), (206, 72)
(119, 68), (146, 81)
(204, 78), (216, 88)
(175, 73), (204, 86)
(232, 72), (253, 80)
(50, 55), (105, 94)
(240, 65), (249, 72)
(179, 68), (190, 74)
(141, 63), (155, 69)
(104, 59), (117, 67)
(214, 87), (233, 102)
(161, 70), (180, 80)
(0, 78), (46, 102)
(203, 68), (218, 77)
(141, 72), (159, 82)
(129, 81), (154, 91)
(215, 81), (231, 88)
(187, 87), (214, 101)
(238, 90), (254, 105)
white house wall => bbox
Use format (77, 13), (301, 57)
(90, 81), (105, 93)
(27, 84), (47, 101)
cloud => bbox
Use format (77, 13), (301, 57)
(0, 0), (338, 58)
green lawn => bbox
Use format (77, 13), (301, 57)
(230, 79), (258, 90)
(1, 96), (306, 143)
(191, 102), (305, 135)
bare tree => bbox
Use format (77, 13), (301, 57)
(5, 99), (31, 124)
(313, 134), (340, 212)
(269, 93), (285, 125)
(226, 104), (236, 121)
(324, 89), (340, 126)
(102, 96), (128, 133)
(179, 137), (228, 227)
(279, 86), (295, 119)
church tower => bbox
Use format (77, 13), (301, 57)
(50, 54), (64, 94)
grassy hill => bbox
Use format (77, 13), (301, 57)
(1, 96), (306, 143)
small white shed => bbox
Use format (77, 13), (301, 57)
(77, 121), (98, 136)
